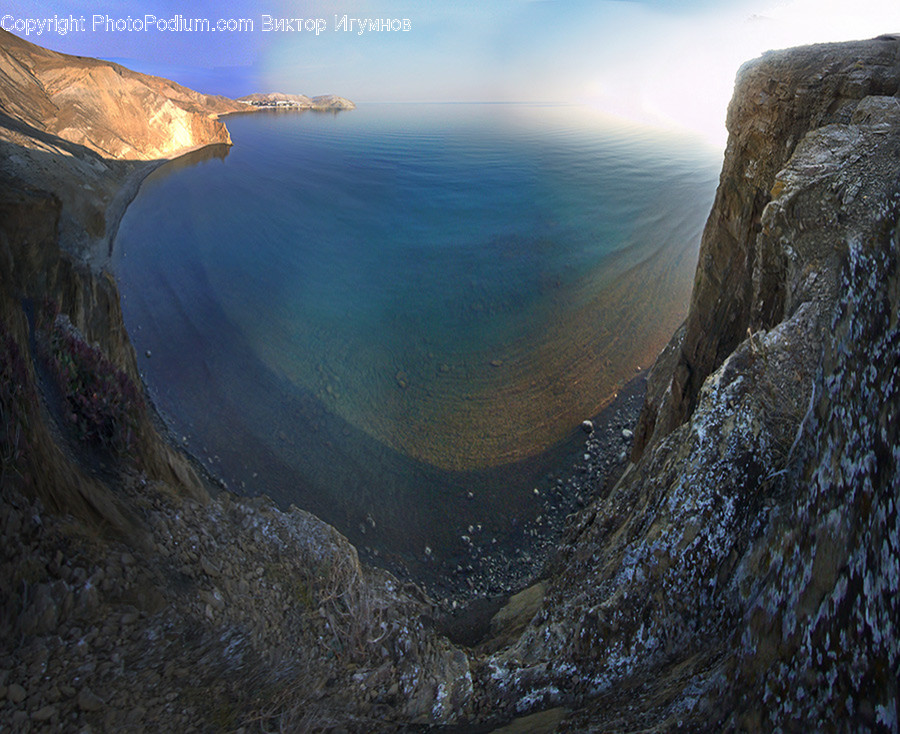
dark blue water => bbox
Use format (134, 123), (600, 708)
(114, 104), (719, 584)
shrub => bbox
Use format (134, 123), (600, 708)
(44, 311), (144, 458)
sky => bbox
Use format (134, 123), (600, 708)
(3, 0), (899, 143)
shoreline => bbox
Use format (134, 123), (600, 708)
(103, 103), (660, 609)
(96, 141), (234, 269)
(342, 369), (646, 608)
(108, 110), (686, 606)
(99, 100), (354, 268)
(142, 349), (648, 609)
(433, 371), (648, 638)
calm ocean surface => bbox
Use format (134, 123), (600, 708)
(114, 103), (720, 578)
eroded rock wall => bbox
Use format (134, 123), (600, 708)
(473, 36), (900, 731)
(0, 28), (238, 160)
(633, 35), (900, 458)
(1, 29), (473, 732)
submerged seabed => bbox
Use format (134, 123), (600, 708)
(114, 104), (719, 589)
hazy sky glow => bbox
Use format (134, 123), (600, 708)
(4, 0), (899, 143)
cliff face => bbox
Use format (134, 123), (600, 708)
(476, 36), (900, 729)
(633, 34), (900, 457)
(0, 28), (239, 160)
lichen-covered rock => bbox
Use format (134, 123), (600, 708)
(633, 36), (900, 458)
(726, 217), (900, 730)
(471, 37), (900, 730)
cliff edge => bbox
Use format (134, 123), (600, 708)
(633, 33), (900, 457)
(2, 31), (467, 731)
(474, 35), (900, 730)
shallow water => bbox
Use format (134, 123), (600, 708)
(113, 103), (719, 574)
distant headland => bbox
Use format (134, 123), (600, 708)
(238, 92), (356, 110)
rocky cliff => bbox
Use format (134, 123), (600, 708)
(0, 27), (242, 263)
(1, 33), (466, 731)
(0, 28), (239, 159)
(632, 33), (900, 458)
(474, 35), (900, 730)
(2, 28), (899, 733)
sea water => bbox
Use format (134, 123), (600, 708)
(113, 103), (719, 579)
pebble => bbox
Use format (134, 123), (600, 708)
(11, 711), (28, 727)
(200, 555), (220, 578)
(32, 704), (57, 721)
(581, 420), (594, 434)
(8, 683), (26, 703)
(78, 686), (104, 711)
(622, 428), (634, 440)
